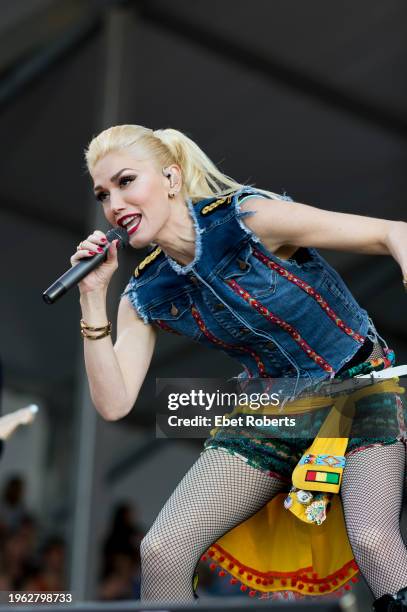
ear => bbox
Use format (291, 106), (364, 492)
(162, 164), (182, 192)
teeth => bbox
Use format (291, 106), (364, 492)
(122, 215), (140, 227)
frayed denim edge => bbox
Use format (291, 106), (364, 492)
(234, 186), (262, 243)
(121, 281), (149, 324)
(165, 198), (204, 275)
(234, 186), (292, 244)
(366, 316), (388, 348)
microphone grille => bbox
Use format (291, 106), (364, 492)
(106, 227), (129, 249)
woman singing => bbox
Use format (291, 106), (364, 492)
(71, 125), (407, 610)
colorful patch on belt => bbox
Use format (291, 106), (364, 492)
(305, 470), (340, 485)
(299, 454), (346, 468)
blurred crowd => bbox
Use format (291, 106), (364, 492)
(0, 474), (235, 600)
(99, 502), (144, 600)
(0, 475), (145, 599)
(0, 476), (66, 591)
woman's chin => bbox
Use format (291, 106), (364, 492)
(128, 229), (152, 249)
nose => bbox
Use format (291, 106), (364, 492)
(110, 191), (126, 216)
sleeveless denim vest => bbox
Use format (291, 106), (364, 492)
(123, 187), (375, 387)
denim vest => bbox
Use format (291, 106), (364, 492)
(123, 187), (374, 387)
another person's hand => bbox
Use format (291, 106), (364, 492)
(0, 405), (38, 440)
(70, 230), (119, 293)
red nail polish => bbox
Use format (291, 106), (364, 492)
(101, 238), (107, 243)
(88, 250), (95, 255)
(97, 247), (104, 253)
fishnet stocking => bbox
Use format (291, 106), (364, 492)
(140, 448), (285, 601)
(141, 340), (407, 604)
(342, 442), (407, 597)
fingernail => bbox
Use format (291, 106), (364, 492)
(97, 247), (104, 253)
(100, 238), (107, 243)
(88, 251), (96, 255)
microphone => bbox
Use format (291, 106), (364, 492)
(42, 227), (129, 304)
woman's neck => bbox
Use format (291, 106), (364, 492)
(155, 197), (197, 266)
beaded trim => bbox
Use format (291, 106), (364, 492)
(191, 304), (269, 377)
(252, 247), (365, 344)
(200, 545), (359, 598)
(225, 279), (334, 374)
(339, 349), (395, 379)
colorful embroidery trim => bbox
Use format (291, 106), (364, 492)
(252, 248), (365, 344)
(305, 471), (340, 485)
(191, 304), (269, 377)
(134, 246), (162, 278)
(225, 278), (334, 374)
(299, 454), (346, 468)
(340, 350), (395, 379)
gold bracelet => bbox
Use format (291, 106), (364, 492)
(80, 319), (111, 332)
(80, 319), (112, 340)
(81, 327), (111, 340)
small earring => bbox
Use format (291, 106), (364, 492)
(169, 191), (175, 199)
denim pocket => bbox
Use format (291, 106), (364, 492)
(148, 292), (193, 322)
(218, 242), (277, 300)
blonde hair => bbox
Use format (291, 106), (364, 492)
(85, 124), (279, 202)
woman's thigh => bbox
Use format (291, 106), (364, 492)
(341, 441), (406, 526)
(144, 447), (287, 553)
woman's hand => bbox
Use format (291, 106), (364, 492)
(70, 230), (119, 294)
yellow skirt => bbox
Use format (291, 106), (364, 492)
(200, 378), (404, 598)
(202, 493), (358, 598)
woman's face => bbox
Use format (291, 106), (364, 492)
(91, 149), (173, 248)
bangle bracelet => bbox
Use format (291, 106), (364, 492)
(80, 319), (112, 340)
(80, 319), (111, 332)
(81, 327), (111, 340)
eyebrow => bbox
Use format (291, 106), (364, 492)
(94, 168), (135, 193)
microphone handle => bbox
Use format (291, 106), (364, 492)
(42, 246), (108, 304)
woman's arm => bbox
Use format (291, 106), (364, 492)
(81, 290), (157, 421)
(240, 198), (407, 279)
(70, 230), (157, 421)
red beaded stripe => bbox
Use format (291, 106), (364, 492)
(191, 305), (268, 377)
(155, 320), (182, 335)
(252, 248), (365, 344)
(225, 279), (334, 374)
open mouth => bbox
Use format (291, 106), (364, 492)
(120, 214), (142, 235)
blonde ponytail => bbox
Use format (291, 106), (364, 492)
(85, 124), (281, 202)
(152, 128), (244, 201)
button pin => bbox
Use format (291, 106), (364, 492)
(237, 259), (248, 271)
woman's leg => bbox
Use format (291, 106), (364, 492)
(140, 448), (286, 601)
(341, 442), (407, 598)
